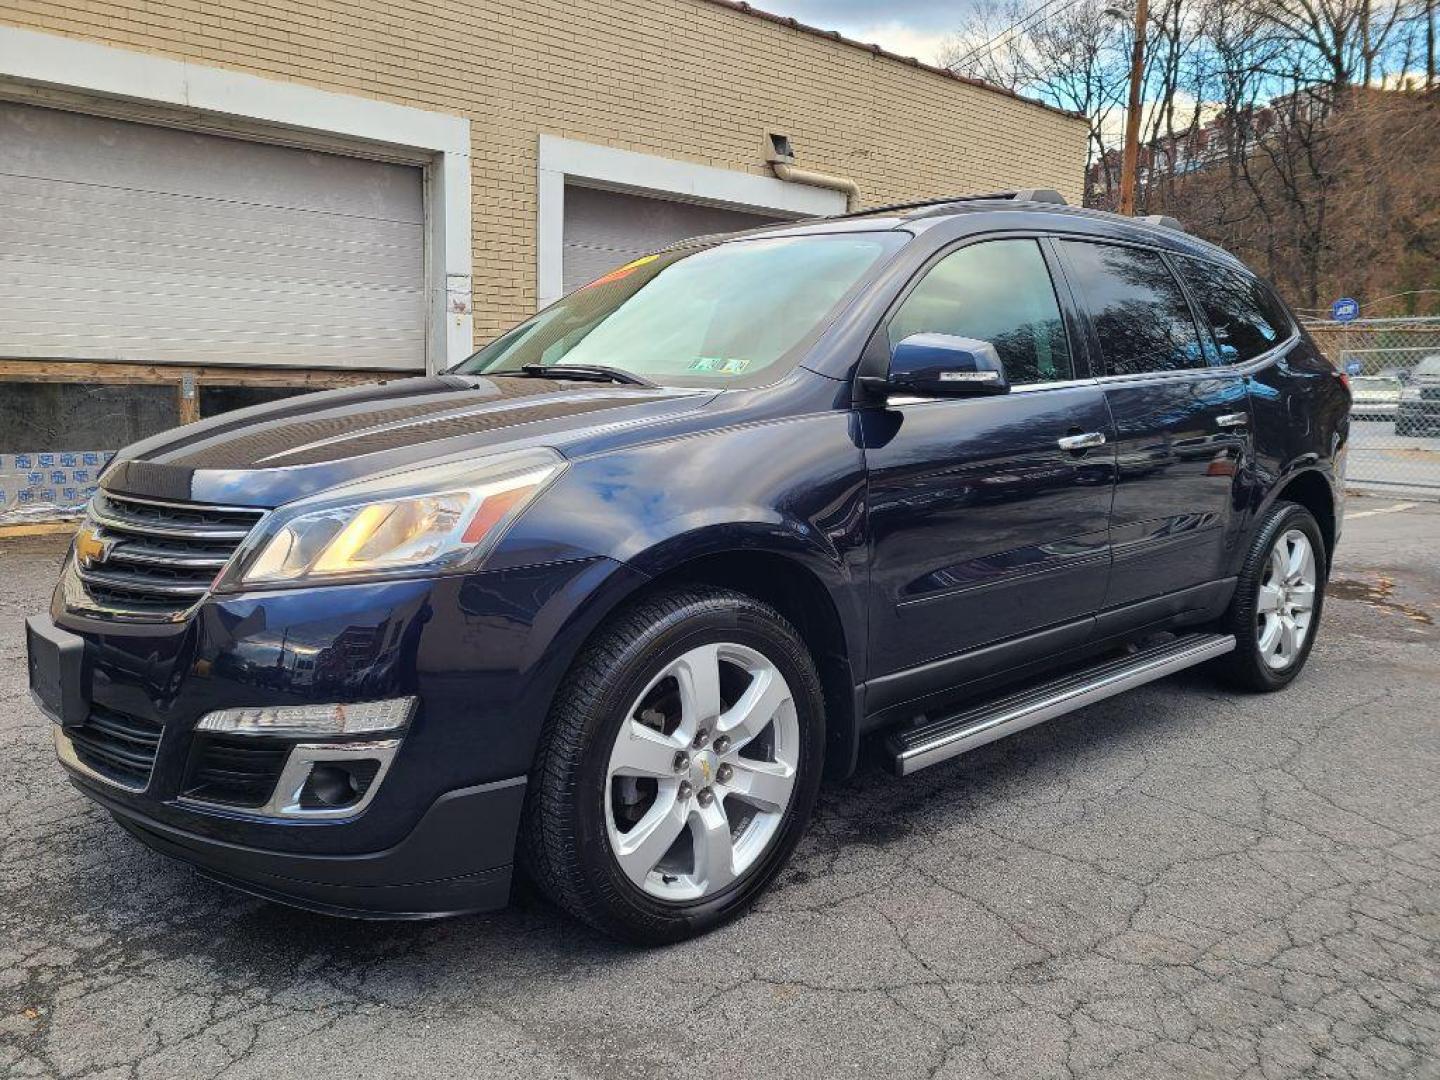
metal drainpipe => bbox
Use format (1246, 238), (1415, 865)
(769, 161), (860, 211)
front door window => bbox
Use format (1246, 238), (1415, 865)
(888, 239), (1074, 385)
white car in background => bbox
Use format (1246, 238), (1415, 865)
(1348, 368), (1405, 422)
(1397, 356), (1440, 437)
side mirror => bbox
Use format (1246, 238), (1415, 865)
(886, 333), (1009, 398)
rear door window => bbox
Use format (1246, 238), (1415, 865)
(1058, 240), (1205, 376)
(1175, 256), (1292, 363)
(887, 238), (1074, 385)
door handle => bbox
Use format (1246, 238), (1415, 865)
(1057, 431), (1106, 452)
(1216, 412), (1249, 429)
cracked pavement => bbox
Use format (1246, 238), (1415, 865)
(2, 496), (1438, 1079)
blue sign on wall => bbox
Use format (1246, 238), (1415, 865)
(1331, 297), (1360, 322)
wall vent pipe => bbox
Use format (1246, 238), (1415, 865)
(766, 134), (860, 211)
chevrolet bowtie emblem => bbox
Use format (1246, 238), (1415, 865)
(74, 526), (113, 569)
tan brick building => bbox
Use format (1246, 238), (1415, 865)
(0, 0), (1085, 521)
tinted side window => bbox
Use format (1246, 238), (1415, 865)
(1059, 240), (1204, 376)
(1175, 257), (1291, 362)
(888, 239), (1074, 385)
(1256, 283), (1295, 344)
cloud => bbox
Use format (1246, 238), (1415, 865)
(766, 0), (965, 34)
(830, 20), (955, 63)
(759, 0), (971, 62)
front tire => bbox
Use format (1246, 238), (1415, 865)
(520, 587), (825, 944)
(1213, 501), (1327, 692)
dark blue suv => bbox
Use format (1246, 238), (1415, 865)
(26, 191), (1351, 943)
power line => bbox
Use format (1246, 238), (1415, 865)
(945, 0), (1089, 70)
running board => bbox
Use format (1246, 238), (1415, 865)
(887, 632), (1236, 776)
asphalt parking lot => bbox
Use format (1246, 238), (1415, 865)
(2, 496), (1438, 1080)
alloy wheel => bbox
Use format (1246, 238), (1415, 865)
(603, 642), (799, 901)
(1256, 528), (1318, 670)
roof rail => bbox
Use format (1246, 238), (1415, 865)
(837, 188), (1068, 218)
(1140, 213), (1185, 232)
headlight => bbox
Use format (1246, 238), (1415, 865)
(221, 447), (564, 588)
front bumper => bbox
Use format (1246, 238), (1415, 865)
(76, 769), (525, 918)
(36, 553), (647, 917)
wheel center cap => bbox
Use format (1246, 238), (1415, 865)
(689, 749), (719, 790)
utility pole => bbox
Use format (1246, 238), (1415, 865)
(1118, 0), (1150, 216)
(1428, 0), (1435, 90)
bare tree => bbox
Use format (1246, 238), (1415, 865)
(1246, 0), (1409, 87)
(1139, 0), (1211, 205)
(942, 0), (1135, 203)
(939, 0), (1436, 311)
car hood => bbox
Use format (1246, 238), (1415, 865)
(102, 374), (715, 508)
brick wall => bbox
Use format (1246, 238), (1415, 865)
(0, 0), (1089, 343)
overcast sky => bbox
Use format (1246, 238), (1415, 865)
(757, 0), (965, 65)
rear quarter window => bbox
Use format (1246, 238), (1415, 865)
(1175, 256), (1292, 363)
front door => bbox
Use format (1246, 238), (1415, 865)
(1055, 239), (1252, 612)
(862, 237), (1116, 713)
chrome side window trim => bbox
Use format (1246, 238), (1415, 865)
(884, 377), (1103, 406)
(1011, 378), (1102, 394)
(1089, 331), (1298, 387)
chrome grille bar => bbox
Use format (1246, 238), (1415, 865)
(91, 492), (256, 540)
(75, 565), (212, 598)
(101, 543), (231, 571)
(69, 492), (265, 619)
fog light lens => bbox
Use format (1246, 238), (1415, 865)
(301, 761), (381, 808)
(195, 697), (416, 738)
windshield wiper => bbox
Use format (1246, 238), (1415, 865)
(493, 363), (655, 387)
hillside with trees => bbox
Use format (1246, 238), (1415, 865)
(942, 0), (1439, 315)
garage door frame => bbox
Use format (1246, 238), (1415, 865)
(536, 135), (848, 309)
(0, 25), (473, 375)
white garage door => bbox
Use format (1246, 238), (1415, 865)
(0, 102), (425, 370)
(561, 185), (782, 295)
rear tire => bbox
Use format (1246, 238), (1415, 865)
(1212, 500), (1327, 692)
(520, 586), (825, 945)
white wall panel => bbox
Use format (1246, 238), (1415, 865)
(0, 102), (426, 369)
(560, 185), (782, 295)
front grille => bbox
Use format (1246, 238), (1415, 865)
(183, 735), (291, 808)
(73, 492), (264, 618)
(68, 705), (164, 790)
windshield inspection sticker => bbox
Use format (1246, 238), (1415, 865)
(689, 357), (751, 374)
(582, 253), (660, 290)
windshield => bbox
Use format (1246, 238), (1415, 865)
(455, 232), (906, 388)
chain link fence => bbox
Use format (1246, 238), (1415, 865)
(1303, 317), (1440, 501)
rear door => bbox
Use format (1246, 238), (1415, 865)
(862, 236), (1116, 710)
(1056, 238), (1251, 615)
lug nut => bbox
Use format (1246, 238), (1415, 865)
(716, 763), (734, 784)
(714, 735), (731, 754)
(678, 781), (693, 801)
(696, 788), (715, 807)
(673, 751), (690, 772)
(692, 729), (710, 749)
